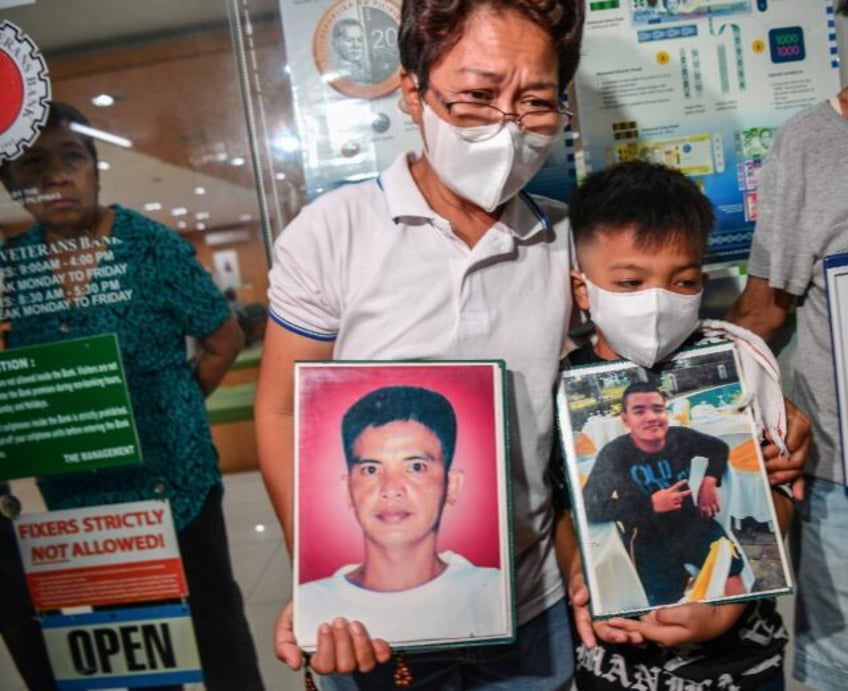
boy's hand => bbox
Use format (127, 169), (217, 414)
(630, 601), (747, 646)
(651, 480), (692, 513)
(274, 601), (392, 674)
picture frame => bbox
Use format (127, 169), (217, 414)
(556, 341), (792, 619)
(292, 360), (514, 651)
(823, 250), (848, 488)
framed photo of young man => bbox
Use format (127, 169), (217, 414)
(292, 360), (514, 651)
(556, 341), (792, 619)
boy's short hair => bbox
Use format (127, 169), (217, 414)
(621, 381), (665, 411)
(0, 101), (99, 190)
(838, 0), (847, 17)
(341, 386), (457, 469)
(568, 161), (714, 256)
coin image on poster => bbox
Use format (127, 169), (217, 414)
(313, 0), (402, 99)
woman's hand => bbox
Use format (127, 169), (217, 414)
(274, 601), (392, 674)
(762, 398), (810, 500)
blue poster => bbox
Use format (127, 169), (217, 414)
(573, 0), (841, 261)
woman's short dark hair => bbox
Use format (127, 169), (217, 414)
(0, 101), (98, 190)
(399, 0), (584, 92)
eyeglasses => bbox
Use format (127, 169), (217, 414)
(425, 83), (572, 141)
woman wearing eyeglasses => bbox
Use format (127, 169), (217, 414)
(256, 1), (584, 688)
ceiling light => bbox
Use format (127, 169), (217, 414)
(194, 186), (206, 196)
(171, 207), (188, 217)
(229, 156), (246, 167)
(97, 161), (110, 171)
(195, 211), (210, 220)
(177, 221), (188, 229)
(205, 229), (250, 246)
(70, 122), (132, 148)
(238, 213), (253, 222)
(144, 202), (162, 211)
(272, 134), (300, 154)
(196, 222), (207, 231)
(91, 94), (115, 107)
(275, 172), (286, 181)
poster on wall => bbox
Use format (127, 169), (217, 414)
(212, 249), (242, 291)
(278, 0), (420, 198)
(277, 0), (579, 201)
(573, 0), (842, 261)
(292, 360), (514, 651)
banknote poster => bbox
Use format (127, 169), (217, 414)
(573, 0), (842, 261)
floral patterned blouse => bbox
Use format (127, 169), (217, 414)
(5, 206), (231, 530)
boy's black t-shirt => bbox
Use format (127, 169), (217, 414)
(562, 340), (788, 690)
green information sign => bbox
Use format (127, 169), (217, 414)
(0, 333), (142, 481)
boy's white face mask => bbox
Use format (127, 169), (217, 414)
(584, 276), (702, 367)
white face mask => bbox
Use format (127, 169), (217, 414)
(421, 103), (557, 212)
(584, 277), (702, 367)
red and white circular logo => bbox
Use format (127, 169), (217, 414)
(0, 20), (50, 162)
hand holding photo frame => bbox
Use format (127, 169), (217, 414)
(556, 341), (792, 619)
(293, 360), (514, 651)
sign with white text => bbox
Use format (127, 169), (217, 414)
(42, 604), (202, 690)
(15, 500), (187, 610)
(0, 334), (142, 481)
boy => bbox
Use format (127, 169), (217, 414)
(560, 161), (793, 690)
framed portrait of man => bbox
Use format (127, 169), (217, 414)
(556, 341), (792, 619)
(292, 360), (514, 651)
